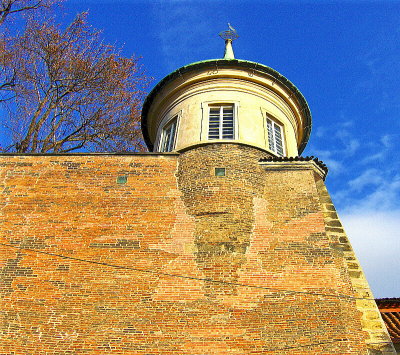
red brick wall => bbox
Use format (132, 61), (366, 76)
(0, 146), (369, 354)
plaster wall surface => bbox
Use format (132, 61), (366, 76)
(147, 67), (303, 156)
(0, 147), (393, 354)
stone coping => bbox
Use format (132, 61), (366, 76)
(259, 156), (328, 180)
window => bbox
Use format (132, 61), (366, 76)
(208, 105), (234, 140)
(215, 168), (226, 177)
(160, 117), (177, 152)
(116, 175), (128, 184)
(266, 118), (285, 157)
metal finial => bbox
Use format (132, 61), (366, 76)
(219, 23), (239, 41)
(219, 23), (238, 59)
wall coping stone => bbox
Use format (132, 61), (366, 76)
(259, 159), (328, 180)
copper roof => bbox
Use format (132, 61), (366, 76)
(376, 298), (400, 344)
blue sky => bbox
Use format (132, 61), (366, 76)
(4, 0), (400, 297)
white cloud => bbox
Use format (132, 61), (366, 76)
(350, 177), (400, 212)
(361, 151), (386, 164)
(335, 129), (360, 157)
(359, 133), (400, 165)
(314, 127), (327, 138)
(347, 168), (384, 192)
(338, 172), (400, 297)
(341, 120), (354, 128)
(311, 122), (361, 162)
(381, 134), (396, 148)
(341, 210), (400, 298)
(309, 148), (344, 175)
(322, 158), (344, 176)
(347, 139), (360, 156)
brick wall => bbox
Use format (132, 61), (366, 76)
(0, 146), (392, 354)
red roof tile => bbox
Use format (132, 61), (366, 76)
(376, 298), (400, 344)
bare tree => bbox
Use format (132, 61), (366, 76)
(2, 12), (149, 152)
(0, 0), (53, 26)
(0, 0), (58, 102)
(0, 37), (15, 101)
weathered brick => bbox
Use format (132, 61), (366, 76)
(0, 146), (390, 354)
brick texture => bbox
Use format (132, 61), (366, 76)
(0, 145), (392, 354)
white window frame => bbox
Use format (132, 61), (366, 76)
(266, 116), (286, 157)
(201, 102), (239, 141)
(208, 104), (235, 140)
(159, 115), (178, 152)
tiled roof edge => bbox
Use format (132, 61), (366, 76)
(259, 156), (328, 175)
(376, 298), (400, 302)
(376, 298), (400, 309)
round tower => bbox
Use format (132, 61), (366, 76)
(138, 28), (396, 354)
(141, 30), (311, 157)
